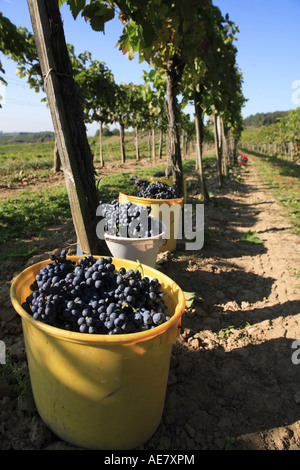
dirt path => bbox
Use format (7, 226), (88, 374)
(0, 156), (299, 450)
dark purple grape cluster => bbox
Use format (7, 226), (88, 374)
(22, 251), (170, 335)
(134, 179), (179, 199)
(102, 200), (161, 238)
(153, 171), (172, 177)
(133, 178), (149, 191)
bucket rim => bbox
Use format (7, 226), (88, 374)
(10, 256), (185, 346)
(119, 192), (184, 205)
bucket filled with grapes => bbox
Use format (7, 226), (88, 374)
(101, 199), (167, 268)
(10, 251), (185, 450)
(119, 179), (184, 252)
(150, 171), (187, 203)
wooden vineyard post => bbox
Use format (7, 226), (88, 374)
(27, 0), (108, 256)
(213, 114), (223, 188)
(194, 90), (209, 203)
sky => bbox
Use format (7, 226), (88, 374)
(0, 0), (300, 135)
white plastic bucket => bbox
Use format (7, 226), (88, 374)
(104, 217), (167, 268)
(118, 193), (184, 253)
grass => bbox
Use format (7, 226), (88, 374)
(1, 134), (297, 251)
(0, 132), (159, 176)
(0, 135), (215, 246)
(0, 186), (71, 243)
(244, 151), (300, 235)
(0, 141), (54, 175)
(90, 132), (166, 163)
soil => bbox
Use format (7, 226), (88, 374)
(0, 155), (299, 451)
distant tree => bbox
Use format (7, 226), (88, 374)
(69, 47), (117, 167)
(243, 111), (289, 128)
(112, 82), (136, 164)
(125, 83), (149, 161)
(102, 126), (113, 137)
(142, 67), (168, 163)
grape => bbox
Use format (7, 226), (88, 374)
(21, 251), (171, 335)
(100, 200), (158, 238)
(133, 179), (180, 199)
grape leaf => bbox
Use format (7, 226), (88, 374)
(82, 2), (115, 32)
(240, 230), (263, 245)
(183, 291), (196, 308)
(59, 0), (86, 20)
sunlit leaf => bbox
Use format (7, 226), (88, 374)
(183, 291), (196, 308)
(240, 230), (263, 245)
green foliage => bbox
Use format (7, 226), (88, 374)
(242, 107), (300, 148)
(59, 0), (86, 19)
(0, 139), (54, 174)
(59, 0), (115, 31)
(0, 132), (54, 144)
(61, 0), (245, 138)
(0, 12), (37, 85)
(240, 230), (263, 245)
(142, 67), (168, 131)
(243, 111), (289, 128)
(1, 353), (30, 400)
(69, 47), (117, 125)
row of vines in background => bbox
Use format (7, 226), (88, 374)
(1, 1), (246, 202)
(240, 107), (300, 162)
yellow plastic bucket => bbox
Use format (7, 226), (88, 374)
(10, 256), (185, 450)
(119, 193), (184, 253)
(150, 176), (187, 203)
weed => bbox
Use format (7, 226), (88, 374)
(290, 268), (300, 278)
(218, 326), (235, 339)
(218, 322), (252, 340)
(240, 230), (263, 245)
(223, 436), (236, 450)
(183, 291), (197, 308)
(1, 353), (30, 400)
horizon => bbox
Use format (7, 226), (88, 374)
(0, 108), (295, 136)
